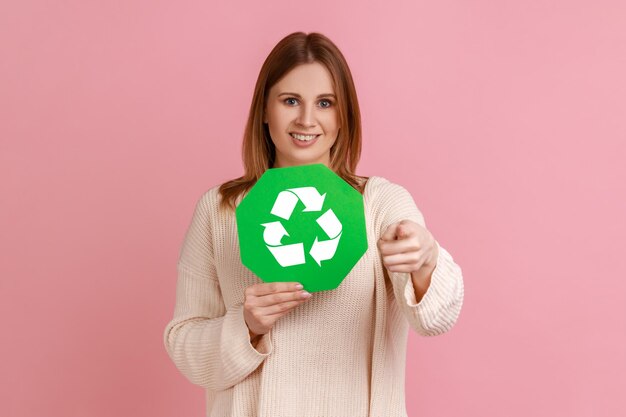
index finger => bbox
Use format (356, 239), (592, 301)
(380, 222), (399, 242)
(252, 281), (303, 296)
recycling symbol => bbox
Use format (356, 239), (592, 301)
(261, 187), (342, 267)
(236, 163), (368, 292)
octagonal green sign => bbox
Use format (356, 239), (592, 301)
(235, 163), (368, 292)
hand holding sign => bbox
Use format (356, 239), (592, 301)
(243, 281), (313, 342)
(377, 219), (438, 274)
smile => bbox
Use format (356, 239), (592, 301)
(290, 133), (320, 142)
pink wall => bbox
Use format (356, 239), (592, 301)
(2, 1), (625, 416)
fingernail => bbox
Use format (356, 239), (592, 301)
(301, 291), (311, 298)
(295, 283), (304, 290)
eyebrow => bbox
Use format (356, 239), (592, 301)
(278, 92), (336, 99)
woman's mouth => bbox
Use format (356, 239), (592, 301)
(289, 132), (320, 147)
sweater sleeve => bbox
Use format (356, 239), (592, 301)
(377, 181), (464, 337)
(163, 190), (273, 391)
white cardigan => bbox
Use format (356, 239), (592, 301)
(163, 176), (464, 416)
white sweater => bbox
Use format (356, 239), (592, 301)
(163, 176), (464, 417)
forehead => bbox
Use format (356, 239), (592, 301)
(271, 62), (335, 96)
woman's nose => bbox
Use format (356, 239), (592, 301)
(296, 103), (316, 127)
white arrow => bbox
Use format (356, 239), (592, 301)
(316, 208), (342, 239)
(288, 187), (326, 212)
(309, 232), (342, 266)
(261, 221), (289, 246)
(270, 191), (299, 220)
(270, 187), (326, 220)
(268, 243), (306, 267)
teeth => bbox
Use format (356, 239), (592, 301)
(290, 133), (318, 141)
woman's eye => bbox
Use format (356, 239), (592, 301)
(283, 97), (333, 108)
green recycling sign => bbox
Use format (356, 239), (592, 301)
(236, 164), (368, 292)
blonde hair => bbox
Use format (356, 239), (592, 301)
(218, 31), (367, 212)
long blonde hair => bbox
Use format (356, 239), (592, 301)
(218, 31), (367, 212)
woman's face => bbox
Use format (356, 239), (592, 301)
(264, 62), (340, 168)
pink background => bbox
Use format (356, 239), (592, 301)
(1, 1), (625, 416)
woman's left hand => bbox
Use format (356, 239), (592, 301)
(377, 219), (439, 274)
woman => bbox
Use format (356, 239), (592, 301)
(163, 31), (464, 417)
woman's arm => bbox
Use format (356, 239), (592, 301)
(376, 181), (465, 336)
(410, 255), (436, 304)
(163, 190), (272, 391)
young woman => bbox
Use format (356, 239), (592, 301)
(163, 31), (464, 417)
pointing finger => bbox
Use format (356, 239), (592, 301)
(396, 222), (411, 239)
(380, 222), (400, 242)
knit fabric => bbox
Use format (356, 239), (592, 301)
(163, 176), (464, 417)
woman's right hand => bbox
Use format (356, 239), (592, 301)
(243, 282), (312, 339)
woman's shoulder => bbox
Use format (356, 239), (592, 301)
(195, 176), (410, 207)
(197, 184), (221, 203)
(187, 184), (224, 216)
(363, 175), (411, 197)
